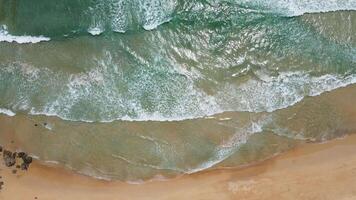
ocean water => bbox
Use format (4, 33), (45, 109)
(0, 0), (355, 182)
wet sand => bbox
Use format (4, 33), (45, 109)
(1, 134), (356, 200)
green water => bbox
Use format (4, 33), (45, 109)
(0, 1), (355, 181)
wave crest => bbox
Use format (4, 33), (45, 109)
(0, 0), (355, 37)
(1, 61), (355, 122)
(0, 26), (50, 44)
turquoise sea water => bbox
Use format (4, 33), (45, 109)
(0, 0), (355, 181)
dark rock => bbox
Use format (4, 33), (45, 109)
(44, 122), (47, 126)
(4, 159), (15, 167)
(0, 181), (3, 186)
(0, 146), (2, 152)
(10, 140), (14, 144)
(17, 152), (26, 158)
(3, 150), (11, 157)
(3, 150), (16, 167)
(12, 169), (17, 174)
(16, 165), (21, 169)
(34, 124), (38, 126)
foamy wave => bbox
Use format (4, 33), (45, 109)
(88, 0), (356, 32)
(142, 17), (172, 31)
(1, 62), (355, 122)
(36, 71), (356, 122)
(0, 108), (16, 116)
(86, 0), (176, 33)
(0, 26), (50, 44)
(285, 0), (356, 16)
(88, 27), (104, 36)
(239, 0), (356, 16)
(217, 72), (356, 114)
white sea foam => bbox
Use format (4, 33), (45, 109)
(45, 160), (60, 165)
(0, 26), (50, 44)
(239, 0), (356, 16)
(142, 17), (172, 31)
(0, 108), (16, 116)
(11, 72), (356, 122)
(86, 0), (356, 33)
(217, 72), (356, 114)
(88, 27), (104, 36)
(44, 123), (53, 130)
(87, 0), (176, 33)
(218, 117), (232, 121)
(1, 61), (356, 122)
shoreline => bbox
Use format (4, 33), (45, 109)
(1, 134), (356, 199)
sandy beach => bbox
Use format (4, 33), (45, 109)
(0, 133), (355, 200)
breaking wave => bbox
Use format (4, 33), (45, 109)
(1, 60), (355, 122)
(0, 26), (50, 44)
(0, 0), (355, 37)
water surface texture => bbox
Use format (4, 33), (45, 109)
(0, 0), (355, 181)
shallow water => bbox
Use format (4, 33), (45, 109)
(0, 84), (355, 181)
(0, 1), (355, 181)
